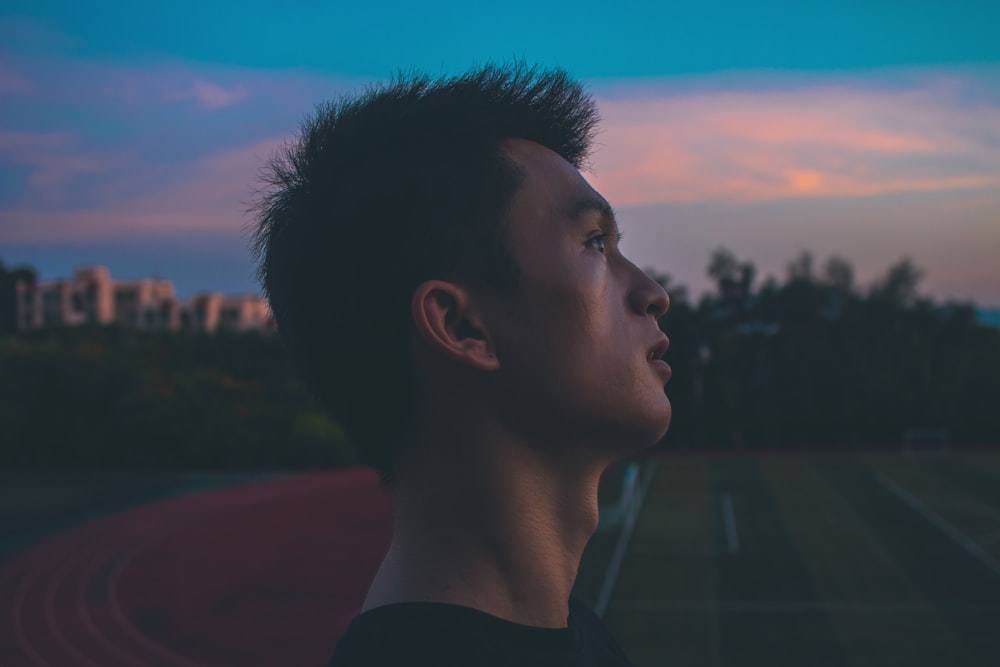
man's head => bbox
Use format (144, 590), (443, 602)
(251, 64), (670, 488)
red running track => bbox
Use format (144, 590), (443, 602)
(0, 467), (394, 667)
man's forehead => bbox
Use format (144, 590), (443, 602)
(502, 139), (612, 211)
(565, 195), (616, 224)
(501, 138), (583, 180)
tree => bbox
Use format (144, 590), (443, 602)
(786, 251), (814, 283)
(871, 257), (924, 306)
(707, 247), (755, 301)
(0, 259), (38, 334)
(822, 256), (854, 291)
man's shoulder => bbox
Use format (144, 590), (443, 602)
(327, 596), (633, 667)
(327, 602), (470, 666)
(567, 596), (633, 664)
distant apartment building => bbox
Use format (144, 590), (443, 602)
(15, 266), (274, 333)
(182, 292), (274, 333)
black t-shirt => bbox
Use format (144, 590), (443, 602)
(328, 595), (634, 666)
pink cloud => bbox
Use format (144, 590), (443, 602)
(164, 79), (248, 110)
(110, 67), (251, 110)
(0, 67), (35, 96)
(4, 66), (999, 248)
(0, 57), (358, 236)
(0, 130), (133, 201)
(586, 73), (1000, 205)
(1, 52), (341, 115)
(0, 137), (285, 242)
(0, 130), (73, 152)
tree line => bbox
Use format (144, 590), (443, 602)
(1, 251), (997, 471)
(0, 323), (357, 470)
(654, 249), (999, 450)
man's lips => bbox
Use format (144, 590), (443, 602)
(648, 336), (669, 361)
(648, 336), (672, 381)
(649, 357), (672, 381)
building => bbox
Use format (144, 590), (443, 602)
(218, 294), (273, 332)
(15, 266), (274, 334)
(112, 276), (177, 329)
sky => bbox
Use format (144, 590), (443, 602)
(1, 1), (998, 306)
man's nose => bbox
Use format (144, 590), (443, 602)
(646, 282), (670, 320)
(630, 267), (670, 320)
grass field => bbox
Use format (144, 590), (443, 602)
(589, 454), (1000, 667)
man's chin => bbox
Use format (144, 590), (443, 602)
(614, 408), (672, 457)
(659, 402), (672, 437)
(643, 402), (672, 450)
(646, 396), (672, 438)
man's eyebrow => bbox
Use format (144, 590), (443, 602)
(566, 196), (621, 237)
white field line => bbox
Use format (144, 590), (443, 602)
(720, 493), (740, 554)
(877, 473), (1000, 579)
(594, 460), (658, 619)
(610, 599), (1000, 614)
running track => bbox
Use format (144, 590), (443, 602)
(1, 468), (394, 667)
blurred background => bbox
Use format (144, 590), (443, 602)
(1, 1), (998, 665)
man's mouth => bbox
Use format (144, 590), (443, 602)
(648, 337), (669, 361)
(648, 336), (672, 382)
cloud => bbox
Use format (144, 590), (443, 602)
(0, 54), (358, 213)
(1, 63), (997, 305)
(0, 130), (73, 152)
(163, 79), (248, 110)
(0, 49), (350, 118)
(0, 68), (35, 96)
(109, 66), (255, 112)
(3, 64), (999, 248)
(585, 71), (1000, 205)
(0, 137), (284, 242)
(0, 130), (134, 205)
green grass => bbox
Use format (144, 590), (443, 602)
(585, 454), (1000, 667)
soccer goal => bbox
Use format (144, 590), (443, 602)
(902, 428), (951, 459)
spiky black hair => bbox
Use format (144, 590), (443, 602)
(250, 63), (599, 488)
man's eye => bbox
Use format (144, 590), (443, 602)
(586, 234), (608, 253)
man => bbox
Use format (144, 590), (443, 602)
(251, 63), (671, 666)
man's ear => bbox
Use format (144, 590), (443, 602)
(411, 280), (499, 371)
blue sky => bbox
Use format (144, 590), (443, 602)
(4, 1), (997, 75)
(1, 1), (999, 304)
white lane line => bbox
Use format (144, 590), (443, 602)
(610, 599), (1000, 614)
(594, 461), (658, 619)
(721, 493), (740, 554)
(878, 473), (1000, 579)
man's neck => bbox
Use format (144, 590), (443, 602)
(360, 425), (606, 628)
